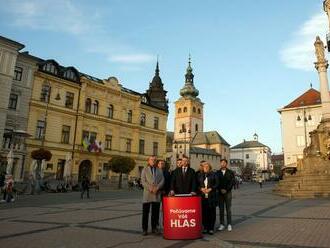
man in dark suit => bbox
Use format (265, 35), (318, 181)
(217, 159), (235, 232)
(169, 156), (196, 195)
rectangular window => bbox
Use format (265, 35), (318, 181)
(40, 84), (51, 102)
(139, 139), (145, 154)
(154, 117), (159, 129)
(245, 154), (250, 159)
(61, 125), (70, 144)
(105, 135), (112, 150)
(107, 105), (114, 119)
(14, 66), (23, 81)
(35, 120), (45, 140)
(82, 130), (89, 142)
(65, 92), (74, 109)
(126, 138), (132, 153)
(90, 132), (97, 143)
(8, 94), (18, 110)
(297, 135), (305, 147)
(153, 142), (158, 156)
(127, 110), (132, 123)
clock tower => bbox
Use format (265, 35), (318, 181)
(173, 57), (204, 159)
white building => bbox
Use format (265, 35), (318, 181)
(278, 87), (322, 168)
(230, 133), (272, 173)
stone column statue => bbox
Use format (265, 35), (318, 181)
(324, 0), (330, 31)
(314, 36), (330, 122)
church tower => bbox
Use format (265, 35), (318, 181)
(145, 61), (168, 112)
(173, 57), (204, 158)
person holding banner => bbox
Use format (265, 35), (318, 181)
(169, 156), (196, 196)
(141, 156), (164, 236)
(198, 162), (218, 234)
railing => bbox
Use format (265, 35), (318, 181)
(2, 141), (25, 151)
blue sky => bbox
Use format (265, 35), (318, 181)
(0, 0), (328, 153)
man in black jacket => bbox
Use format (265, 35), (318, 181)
(169, 156), (196, 195)
(217, 159), (235, 232)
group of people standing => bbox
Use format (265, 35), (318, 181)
(141, 155), (235, 236)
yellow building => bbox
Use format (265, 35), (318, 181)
(25, 59), (168, 182)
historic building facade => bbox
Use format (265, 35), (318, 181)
(169, 58), (230, 171)
(230, 133), (272, 178)
(278, 87), (322, 168)
(0, 36), (39, 181)
(25, 58), (168, 182)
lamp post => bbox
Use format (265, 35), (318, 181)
(296, 108), (312, 148)
(179, 126), (191, 157)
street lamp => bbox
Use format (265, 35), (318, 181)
(296, 108), (312, 148)
(179, 126), (191, 157)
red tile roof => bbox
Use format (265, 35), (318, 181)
(283, 88), (321, 109)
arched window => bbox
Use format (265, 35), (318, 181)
(140, 113), (146, 126)
(195, 124), (198, 132)
(93, 100), (99, 115)
(128, 110), (133, 123)
(183, 107), (187, 112)
(178, 108), (182, 114)
(198, 108), (201, 114)
(85, 98), (91, 113)
(107, 104), (114, 119)
(181, 124), (186, 132)
(193, 107), (196, 113)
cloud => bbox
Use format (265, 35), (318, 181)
(3, 0), (97, 35)
(1, 0), (154, 66)
(109, 54), (154, 64)
(280, 12), (328, 71)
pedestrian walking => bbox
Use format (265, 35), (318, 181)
(217, 159), (235, 232)
(198, 162), (218, 235)
(81, 176), (90, 199)
(141, 156), (164, 236)
(258, 177), (263, 188)
(5, 175), (14, 203)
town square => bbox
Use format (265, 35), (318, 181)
(1, 0), (330, 247)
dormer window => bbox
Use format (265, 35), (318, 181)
(42, 62), (58, 74)
(63, 69), (77, 81)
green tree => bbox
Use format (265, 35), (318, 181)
(109, 155), (136, 189)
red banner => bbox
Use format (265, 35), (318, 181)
(163, 196), (202, 240)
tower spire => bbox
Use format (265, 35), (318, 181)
(180, 55), (199, 98)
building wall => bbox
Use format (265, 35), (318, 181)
(25, 72), (168, 182)
(230, 146), (272, 171)
(189, 152), (221, 171)
(280, 105), (322, 167)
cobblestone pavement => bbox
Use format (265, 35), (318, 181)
(0, 182), (329, 248)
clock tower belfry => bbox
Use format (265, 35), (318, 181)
(173, 57), (204, 159)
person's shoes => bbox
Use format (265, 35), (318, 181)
(227, 224), (232, 232)
(202, 229), (208, 234)
(151, 228), (159, 234)
(208, 230), (214, 235)
(218, 224), (225, 231)
(142, 230), (148, 236)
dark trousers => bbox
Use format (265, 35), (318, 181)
(202, 198), (216, 231)
(81, 188), (89, 199)
(219, 191), (232, 225)
(142, 202), (160, 231)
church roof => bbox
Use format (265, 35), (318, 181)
(231, 140), (268, 150)
(281, 88), (321, 110)
(190, 147), (220, 156)
(191, 131), (230, 146)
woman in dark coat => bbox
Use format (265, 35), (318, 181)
(198, 162), (219, 234)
